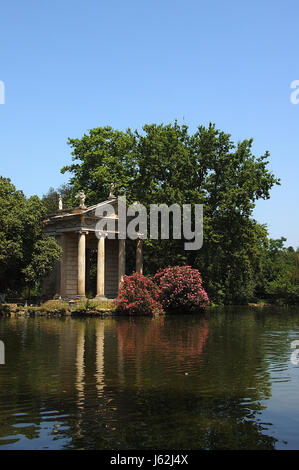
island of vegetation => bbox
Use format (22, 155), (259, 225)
(0, 122), (298, 316)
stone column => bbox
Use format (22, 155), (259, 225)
(136, 238), (143, 274)
(60, 233), (67, 296)
(78, 231), (87, 297)
(96, 236), (105, 298)
(118, 239), (126, 288)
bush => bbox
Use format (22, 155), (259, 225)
(154, 266), (209, 313)
(265, 278), (299, 305)
(40, 300), (68, 313)
(0, 304), (11, 315)
(116, 273), (164, 316)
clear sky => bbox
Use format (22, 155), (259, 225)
(0, 0), (298, 247)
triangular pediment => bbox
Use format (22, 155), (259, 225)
(43, 197), (120, 234)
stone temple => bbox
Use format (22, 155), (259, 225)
(42, 192), (143, 299)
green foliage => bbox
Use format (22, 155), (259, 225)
(0, 304), (11, 315)
(71, 299), (116, 313)
(62, 122), (280, 304)
(0, 176), (62, 294)
(42, 183), (73, 214)
(61, 126), (138, 205)
(257, 237), (299, 305)
(22, 237), (62, 289)
(40, 300), (68, 313)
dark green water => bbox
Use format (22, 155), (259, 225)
(0, 307), (299, 450)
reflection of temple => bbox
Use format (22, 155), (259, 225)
(74, 317), (210, 405)
(1, 316), (279, 450)
(76, 321), (105, 407)
(43, 195), (143, 299)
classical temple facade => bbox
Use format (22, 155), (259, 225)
(42, 194), (143, 299)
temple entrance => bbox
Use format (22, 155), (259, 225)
(86, 248), (97, 298)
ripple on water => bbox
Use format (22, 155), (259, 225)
(1, 311), (299, 449)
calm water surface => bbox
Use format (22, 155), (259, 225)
(0, 307), (299, 450)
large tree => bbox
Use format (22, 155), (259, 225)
(42, 183), (73, 215)
(257, 237), (299, 304)
(61, 122), (280, 303)
(0, 177), (62, 296)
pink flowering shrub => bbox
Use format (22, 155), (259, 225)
(116, 272), (164, 316)
(154, 266), (210, 313)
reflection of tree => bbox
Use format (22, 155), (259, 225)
(0, 317), (87, 447)
(117, 316), (209, 370)
(107, 312), (277, 450)
(0, 310), (290, 449)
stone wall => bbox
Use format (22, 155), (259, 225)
(63, 232), (78, 297)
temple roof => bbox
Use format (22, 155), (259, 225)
(43, 197), (119, 235)
(46, 196), (118, 219)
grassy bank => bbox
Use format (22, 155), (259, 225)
(0, 299), (117, 317)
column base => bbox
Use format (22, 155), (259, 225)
(49, 295), (86, 301)
(95, 295), (108, 301)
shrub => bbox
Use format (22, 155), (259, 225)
(0, 304), (11, 315)
(116, 273), (164, 316)
(40, 300), (68, 314)
(154, 266), (210, 313)
(265, 279), (299, 305)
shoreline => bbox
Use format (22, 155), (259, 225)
(0, 301), (296, 318)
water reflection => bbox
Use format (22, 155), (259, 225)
(0, 308), (299, 449)
(95, 321), (104, 396)
(76, 322), (85, 408)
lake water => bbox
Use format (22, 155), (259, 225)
(0, 307), (299, 450)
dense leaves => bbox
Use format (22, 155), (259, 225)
(61, 122), (281, 304)
(257, 238), (299, 305)
(0, 177), (62, 295)
(42, 184), (73, 214)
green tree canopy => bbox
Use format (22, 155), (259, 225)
(0, 177), (62, 295)
(42, 183), (73, 215)
(257, 237), (299, 304)
(61, 122), (281, 304)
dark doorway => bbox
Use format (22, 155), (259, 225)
(86, 248), (97, 298)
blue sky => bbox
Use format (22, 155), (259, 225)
(0, 0), (298, 247)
